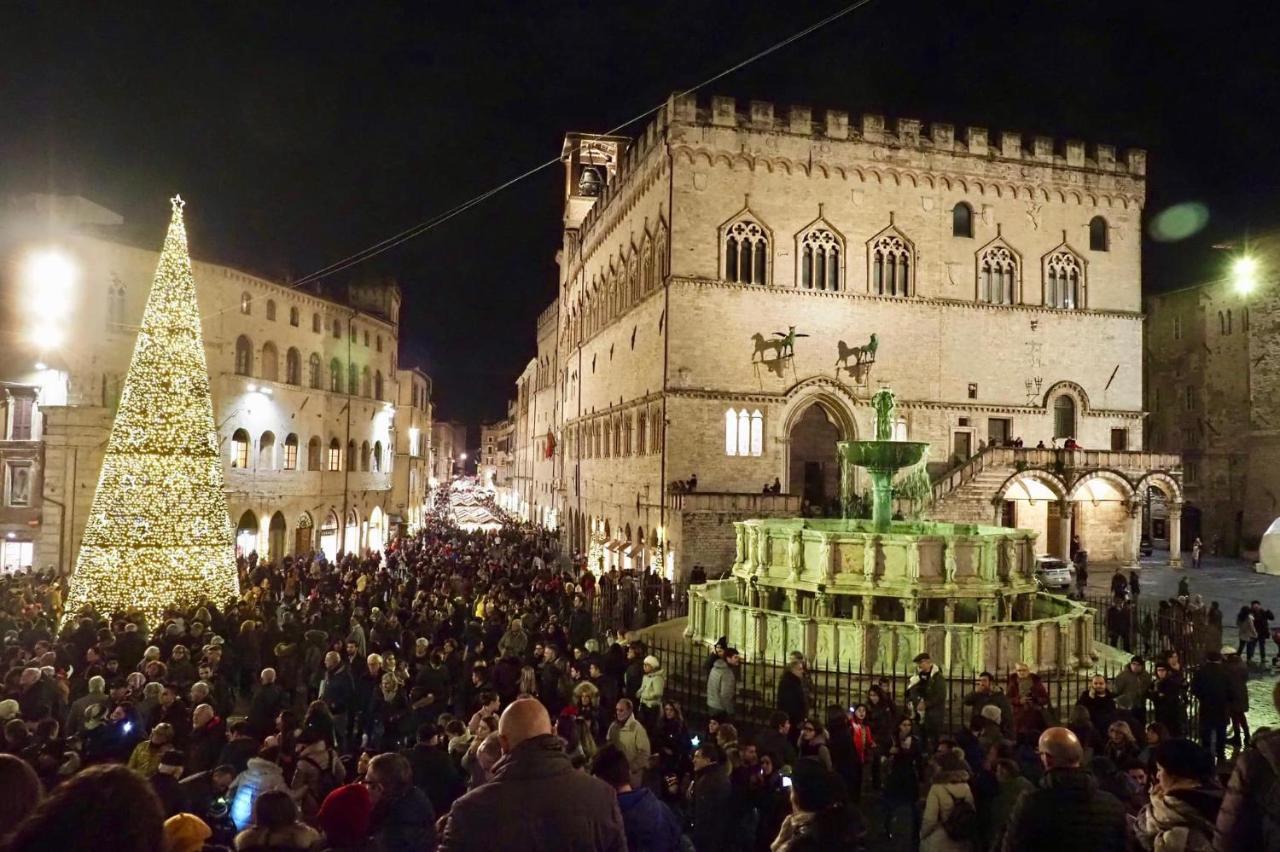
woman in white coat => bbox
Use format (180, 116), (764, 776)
(919, 748), (975, 852)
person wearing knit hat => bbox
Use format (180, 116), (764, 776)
(163, 813), (212, 852)
(637, 656), (665, 728)
(0, 699), (20, 722)
(315, 783), (372, 848)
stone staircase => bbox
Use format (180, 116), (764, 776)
(928, 447), (1011, 525)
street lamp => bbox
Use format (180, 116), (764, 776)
(1232, 255), (1260, 295)
(22, 248), (78, 349)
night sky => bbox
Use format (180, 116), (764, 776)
(2, 0), (1276, 435)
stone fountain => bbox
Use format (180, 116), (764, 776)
(685, 388), (1095, 672)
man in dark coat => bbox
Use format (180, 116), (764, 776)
(688, 741), (732, 852)
(402, 724), (464, 817)
(906, 652), (946, 747)
(1251, 601), (1275, 665)
(776, 658), (808, 729)
(245, 668), (285, 739)
(367, 752), (437, 852)
(1191, 649), (1232, 760)
(1002, 727), (1127, 852)
(439, 698), (626, 852)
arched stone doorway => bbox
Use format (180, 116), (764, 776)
(1069, 472), (1136, 563)
(368, 506), (385, 554)
(345, 509), (361, 555)
(788, 404), (845, 512)
(235, 510), (259, 557)
(319, 511), (339, 561)
(295, 512), (314, 554)
(268, 512), (287, 562)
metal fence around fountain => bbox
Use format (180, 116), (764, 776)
(632, 632), (1200, 744)
(582, 583), (1205, 742)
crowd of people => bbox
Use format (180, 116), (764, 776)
(0, 482), (1275, 851)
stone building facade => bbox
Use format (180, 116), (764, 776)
(509, 95), (1182, 577)
(479, 415), (513, 492)
(1146, 248), (1276, 557)
(0, 195), (428, 571)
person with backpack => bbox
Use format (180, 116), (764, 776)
(292, 728), (347, 821)
(920, 748), (977, 851)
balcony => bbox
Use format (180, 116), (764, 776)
(668, 490), (802, 514)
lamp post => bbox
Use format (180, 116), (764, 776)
(1232, 255), (1259, 295)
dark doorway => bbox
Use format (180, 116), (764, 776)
(952, 431), (972, 464)
(788, 404), (843, 513)
(988, 418), (1011, 447)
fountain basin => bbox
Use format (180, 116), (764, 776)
(837, 439), (930, 473)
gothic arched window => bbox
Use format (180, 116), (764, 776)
(799, 227), (842, 291)
(953, 202), (974, 238)
(309, 353), (322, 389)
(260, 342), (279, 382)
(870, 231), (913, 297)
(723, 218), (769, 285)
(234, 336), (253, 376)
(1045, 249), (1084, 309)
(107, 281), (127, 328)
(285, 347), (301, 385)
(979, 244), (1018, 305)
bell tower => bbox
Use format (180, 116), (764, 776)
(560, 133), (631, 231)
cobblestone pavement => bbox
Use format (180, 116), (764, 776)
(1087, 549), (1280, 729)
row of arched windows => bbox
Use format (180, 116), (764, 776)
(572, 405), (662, 460)
(238, 293), (384, 350)
(228, 429), (387, 473)
(233, 336), (385, 398)
(566, 222), (669, 348)
(720, 210), (1104, 308)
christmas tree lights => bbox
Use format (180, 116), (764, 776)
(62, 196), (240, 627)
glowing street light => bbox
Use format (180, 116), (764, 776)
(1232, 255), (1260, 294)
(22, 248), (78, 350)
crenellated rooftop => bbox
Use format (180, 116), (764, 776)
(570, 92), (1146, 270)
(676, 93), (1147, 177)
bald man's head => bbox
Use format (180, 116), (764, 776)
(498, 697), (553, 753)
(1038, 726), (1084, 769)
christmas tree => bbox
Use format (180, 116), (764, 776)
(63, 196), (240, 627)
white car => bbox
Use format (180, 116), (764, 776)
(1035, 556), (1075, 591)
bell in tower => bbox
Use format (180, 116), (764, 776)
(577, 166), (603, 197)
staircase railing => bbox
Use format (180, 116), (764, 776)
(931, 445), (1007, 504)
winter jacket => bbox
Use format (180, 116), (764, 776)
(370, 784), (436, 852)
(1190, 661), (1232, 725)
(1224, 656), (1249, 713)
(908, 668), (947, 732)
(776, 670), (808, 726)
(989, 775), (1034, 851)
(1114, 667), (1153, 712)
(403, 742), (464, 816)
(292, 740), (346, 820)
(234, 822), (320, 852)
(706, 659), (736, 715)
(617, 786), (683, 852)
(1215, 728), (1280, 850)
(606, 715), (652, 787)
(688, 760), (732, 852)
(1001, 767), (1127, 852)
(438, 734), (625, 852)
(228, 757), (291, 831)
(1135, 786), (1222, 852)
(637, 669), (665, 709)
(921, 779), (976, 852)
